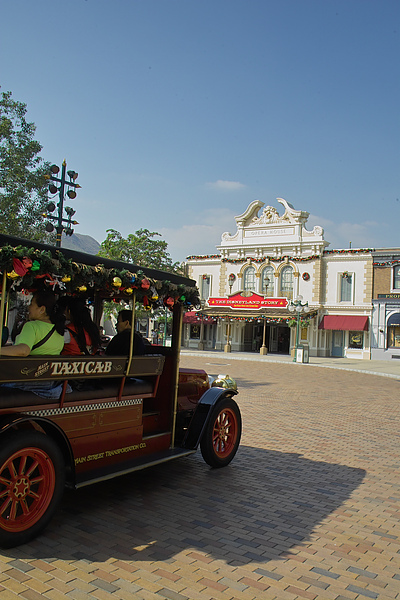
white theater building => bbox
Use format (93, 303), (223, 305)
(184, 198), (373, 359)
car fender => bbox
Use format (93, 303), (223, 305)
(0, 414), (76, 486)
(182, 386), (238, 450)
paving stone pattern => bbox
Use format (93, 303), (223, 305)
(0, 358), (399, 600)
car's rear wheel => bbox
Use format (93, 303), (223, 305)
(0, 432), (65, 548)
(200, 397), (241, 467)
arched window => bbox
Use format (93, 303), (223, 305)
(387, 313), (400, 348)
(280, 266), (294, 299)
(243, 266), (256, 292)
(261, 267), (274, 296)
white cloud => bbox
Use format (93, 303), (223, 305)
(206, 180), (246, 191)
(307, 214), (383, 249)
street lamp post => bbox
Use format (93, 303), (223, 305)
(260, 316), (268, 355)
(260, 278), (269, 355)
(288, 295), (310, 362)
(228, 273), (235, 295)
(198, 300), (205, 350)
(44, 159), (81, 247)
(224, 319), (232, 353)
(224, 274), (235, 353)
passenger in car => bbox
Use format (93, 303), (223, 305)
(1, 291), (65, 357)
(105, 310), (147, 356)
(0, 290), (68, 398)
(59, 296), (101, 356)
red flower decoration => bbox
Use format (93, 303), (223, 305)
(141, 278), (150, 290)
(22, 257), (32, 269)
(13, 258), (28, 277)
(164, 296), (175, 308)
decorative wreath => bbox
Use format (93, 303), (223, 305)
(302, 272), (310, 281)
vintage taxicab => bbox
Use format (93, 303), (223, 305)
(0, 234), (241, 548)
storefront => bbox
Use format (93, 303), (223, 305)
(182, 292), (317, 354)
(318, 315), (370, 359)
(182, 311), (217, 350)
(371, 296), (400, 360)
(370, 251), (400, 360)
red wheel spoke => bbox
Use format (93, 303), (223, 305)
(20, 498), (30, 516)
(0, 496), (12, 516)
(27, 490), (40, 500)
(9, 498), (18, 521)
(9, 460), (18, 480)
(18, 455), (28, 476)
(220, 413), (228, 427)
(0, 476), (12, 487)
(29, 476), (44, 486)
(25, 460), (39, 478)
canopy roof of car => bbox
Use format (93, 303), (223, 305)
(0, 233), (199, 309)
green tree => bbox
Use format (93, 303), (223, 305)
(0, 90), (49, 241)
(98, 228), (182, 274)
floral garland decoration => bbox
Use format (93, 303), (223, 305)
(186, 254), (221, 260)
(204, 310), (318, 324)
(323, 248), (374, 255)
(373, 260), (400, 267)
(0, 244), (200, 311)
(221, 254), (321, 264)
(187, 248), (374, 264)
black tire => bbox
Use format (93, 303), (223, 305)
(200, 397), (242, 468)
(0, 431), (65, 548)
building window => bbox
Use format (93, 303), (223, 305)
(261, 267), (274, 296)
(349, 331), (363, 349)
(243, 266), (256, 292)
(340, 273), (352, 302)
(190, 324), (200, 339)
(394, 266), (400, 290)
(200, 275), (211, 300)
(388, 326), (400, 348)
(280, 266), (294, 299)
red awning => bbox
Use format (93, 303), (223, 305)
(318, 315), (369, 331)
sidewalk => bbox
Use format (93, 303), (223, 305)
(181, 347), (400, 379)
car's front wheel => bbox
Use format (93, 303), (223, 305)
(200, 397), (241, 468)
(0, 431), (65, 548)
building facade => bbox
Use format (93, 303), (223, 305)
(184, 198), (373, 359)
(371, 250), (400, 360)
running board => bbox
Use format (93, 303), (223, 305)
(75, 447), (197, 488)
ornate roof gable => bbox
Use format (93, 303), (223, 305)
(220, 198), (328, 254)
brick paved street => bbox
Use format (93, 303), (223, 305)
(0, 357), (399, 600)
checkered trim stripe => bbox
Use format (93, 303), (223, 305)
(26, 398), (143, 418)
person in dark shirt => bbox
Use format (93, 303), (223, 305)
(105, 310), (146, 356)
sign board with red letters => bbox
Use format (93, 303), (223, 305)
(207, 292), (288, 310)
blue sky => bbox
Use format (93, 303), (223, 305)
(1, 0), (399, 261)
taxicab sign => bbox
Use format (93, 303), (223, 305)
(207, 292), (288, 309)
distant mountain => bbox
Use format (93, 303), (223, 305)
(61, 233), (101, 255)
